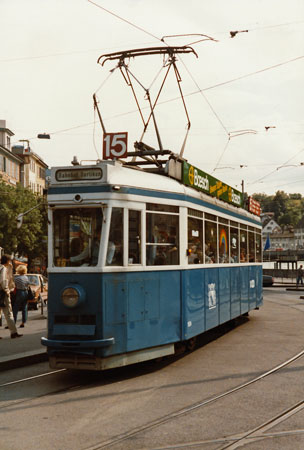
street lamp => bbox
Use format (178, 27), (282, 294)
(16, 203), (43, 229)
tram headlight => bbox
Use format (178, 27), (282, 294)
(61, 285), (86, 308)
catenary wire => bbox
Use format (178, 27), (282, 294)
(87, 0), (163, 43)
(249, 148), (304, 185)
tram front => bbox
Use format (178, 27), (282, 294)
(41, 162), (122, 370)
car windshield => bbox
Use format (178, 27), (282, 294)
(53, 207), (103, 267)
(27, 275), (39, 285)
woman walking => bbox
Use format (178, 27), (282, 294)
(0, 255), (22, 338)
(13, 265), (29, 328)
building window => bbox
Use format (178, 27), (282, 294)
(0, 155), (5, 172)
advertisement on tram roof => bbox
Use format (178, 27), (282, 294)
(182, 161), (243, 207)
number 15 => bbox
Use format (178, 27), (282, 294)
(103, 132), (128, 160)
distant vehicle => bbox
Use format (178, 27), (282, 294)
(15, 274), (48, 310)
(263, 274), (274, 287)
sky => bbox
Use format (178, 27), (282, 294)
(1, 0), (304, 196)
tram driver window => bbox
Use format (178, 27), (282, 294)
(146, 204), (179, 266)
(205, 220), (217, 263)
(53, 208), (102, 267)
(106, 207), (123, 266)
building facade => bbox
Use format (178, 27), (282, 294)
(0, 120), (23, 186)
(12, 145), (48, 195)
(0, 120), (48, 193)
(295, 217), (304, 249)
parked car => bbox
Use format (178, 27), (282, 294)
(263, 274), (274, 287)
(14, 273), (48, 310)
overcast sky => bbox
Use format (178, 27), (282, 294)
(1, 0), (304, 196)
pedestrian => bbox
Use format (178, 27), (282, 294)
(0, 255), (22, 339)
(296, 265), (304, 288)
(13, 264), (30, 328)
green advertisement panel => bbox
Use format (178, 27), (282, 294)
(182, 161), (243, 207)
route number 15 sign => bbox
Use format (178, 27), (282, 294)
(103, 132), (128, 160)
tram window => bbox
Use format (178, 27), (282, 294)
(219, 224), (229, 263)
(106, 207), (123, 266)
(249, 231), (255, 262)
(188, 217), (203, 264)
(147, 203), (178, 213)
(205, 213), (217, 222)
(188, 208), (204, 219)
(205, 220), (217, 263)
(129, 210), (141, 264)
(255, 231), (262, 262)
(219, 217), (228, 224)
(230, 227), (239, 262)
(146, 213), (179, 265)
(240, 228), (248, 262)
(53, 208), (102, 267)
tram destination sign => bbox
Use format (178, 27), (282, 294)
(182, 162), (243, 207)
(56, 168), (103, 182)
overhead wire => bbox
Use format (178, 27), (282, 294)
(2, 18), (303, 63)
(9, 2), (303, 180)
(87, 0), (230, 159)
(203, 55), (304, 92)
(87, 0), (163, 43)
(249, 148), (304, 185)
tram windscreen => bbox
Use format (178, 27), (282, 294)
(53, 208), (103, 267)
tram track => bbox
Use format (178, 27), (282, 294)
(0, 368), (91, 412)
(0, 369), (66, 389)
(220, 398), (304, 449)
(84, 348), (304, 449)
(149, 399), (304, 449)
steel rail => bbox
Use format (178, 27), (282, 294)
(0, 369), (66, 388)
(84, 349), (304, 450)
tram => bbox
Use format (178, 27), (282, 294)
(41, 153), (263, 370)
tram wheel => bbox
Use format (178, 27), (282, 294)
(186, 337), (197, 352)
(174, 342), (187, 355)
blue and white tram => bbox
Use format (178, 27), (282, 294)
(41, 158), (262, 370)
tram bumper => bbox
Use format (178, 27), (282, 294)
(41, 336), (115, 351)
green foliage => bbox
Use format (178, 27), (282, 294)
(252, 190), (304, 228)
(0, 181), (47, 259)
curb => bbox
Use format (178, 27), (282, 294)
(0, 349), (48, 372)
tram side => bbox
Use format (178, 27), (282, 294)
(42, 162), (262, 370)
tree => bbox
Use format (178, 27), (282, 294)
(252, 190), (304, 228)
(0, 181), (47, 261)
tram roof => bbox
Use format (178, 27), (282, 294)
(49, 160), (261, 225)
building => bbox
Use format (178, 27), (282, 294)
(0, 120), (48, 194)
(12, 145), (48, 195)
(0, 120), (23, 186)
(261, 212), (282, 236)
(262, 231), (296, 251)
(261, 212), (298, 251)
(295, 216), (304, 249)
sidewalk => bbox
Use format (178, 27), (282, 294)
(0, 307), (48, 371)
